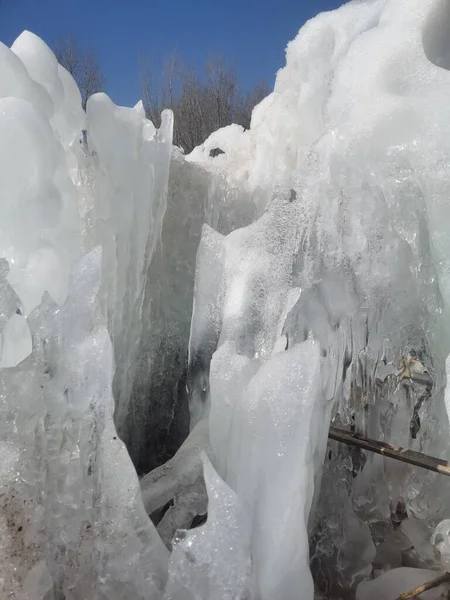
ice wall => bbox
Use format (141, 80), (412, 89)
(73, 96), (173, 444)
(4, 0), (450, 598)
(162, 0), (450, 597)
(0, 31), (171, 597)
(124, 150), (258, 476)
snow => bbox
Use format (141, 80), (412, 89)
(2, 0), (450, 598)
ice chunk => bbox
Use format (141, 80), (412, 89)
(164, 456), (253, 600)
(400, 518), (439, 569)
(156, 478), (208, 549)
(141, 419), (212, 516)
(181, 187), (333, 597)
(216, 342), (323, 600)
(0, 313), (32, 367)
(0, 41), (53, 119)
(0, 92), (81, 316)
(188, 224), (226, 428)
(431, 520), (450, 570)
(0, 249), (169, 598)
(11, 31), (63, 112)
(83, 94), (174, 446)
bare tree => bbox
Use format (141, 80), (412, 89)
(54, 36), (106, 110)
(141, 53), (270, 154)
(203, 56), (238, 130)
(235, 82), (272, 130)
(141, 52), (178, 129)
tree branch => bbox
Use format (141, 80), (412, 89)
(395, 571), (450, 599)
(328, 426), (450, 477)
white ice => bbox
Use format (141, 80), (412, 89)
(164, 456), (253, 600)
(4, 0), (450, 598)
(0, 30), (171, 598)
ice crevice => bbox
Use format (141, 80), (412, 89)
(2, 0), (450, 598)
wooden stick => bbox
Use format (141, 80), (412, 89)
(328, 426), (450, 477)
(395, 571), (450, 599)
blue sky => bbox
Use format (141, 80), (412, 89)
(1, 0), (344, 107)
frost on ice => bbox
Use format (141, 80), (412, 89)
(3, 0), (450, 598)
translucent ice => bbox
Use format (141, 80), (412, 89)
(164, 456), (253, 600)
(121, 146), (262, 477)
(0, 313), (32, 368)
(0, 32), (171, 598)
(356, 568), (448, 600)
(187, 224), (226, 429)
(0, 250), (168, 598)
(0, 34), (82, 320)
(431, 520), (450, 570)
(184, 0), (450, 594)
(6, 0), (450, 597)
(141, 418), (212, 517)
(81, 94), (173, 443)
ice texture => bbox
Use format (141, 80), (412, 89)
(140, 418), (212, 518)
(431, 520), (450, 570)
(5, 0), (450, 597)
(164, 457), (253, 600)
(181, 0), (450, 594)
(0, 32), (170, 598)
(0, 249), (168, 598)
(169, 187), (331, 599)
(187, 224), (226, 429)
(79, 94), (173, 445)
(105, 143), (255, 476)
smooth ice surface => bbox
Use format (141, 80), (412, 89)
(187, 224), (226, 429)
(219, 342), (323, 599)
(141, 418), (212, 518)
(0, 313), (32, 368)
(173, 187), (330, 600)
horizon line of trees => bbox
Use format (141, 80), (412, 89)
(53, 36), (106, 111)
(141, 53), (270, 153)
(54, 36), (270, 153)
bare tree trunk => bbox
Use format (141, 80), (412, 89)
(140, 53), (270, 153)
(54, 36), (105, 110)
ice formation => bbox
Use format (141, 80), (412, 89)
(3, 0), (450, 598)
